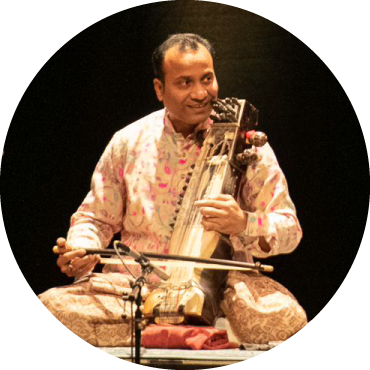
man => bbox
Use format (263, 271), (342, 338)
(40, 34), (307, 346)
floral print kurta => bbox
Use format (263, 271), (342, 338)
(67, 109), (302, 266)
(40, 109), (306, 346)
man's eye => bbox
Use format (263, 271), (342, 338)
(178, 80), (191, 87)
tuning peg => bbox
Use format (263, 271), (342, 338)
(236, 149), (261, 166)
(246, 131), (268, 147)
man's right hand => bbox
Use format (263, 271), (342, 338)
(54, 237), (100, 278)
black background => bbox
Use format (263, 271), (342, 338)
(1, 1), (369, 322)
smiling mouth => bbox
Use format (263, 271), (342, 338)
(188, 102), (208, 109)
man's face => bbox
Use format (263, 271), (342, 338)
(153, 44), (219, 135)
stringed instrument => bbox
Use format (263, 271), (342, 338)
(142, 98), (267, 326)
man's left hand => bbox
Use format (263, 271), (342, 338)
(194, 194), (247, 235)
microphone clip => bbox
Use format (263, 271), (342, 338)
(114, 241), (170, 281)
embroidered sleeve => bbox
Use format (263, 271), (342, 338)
(230, 143), (302, 258)
(66, 133), (127, 249)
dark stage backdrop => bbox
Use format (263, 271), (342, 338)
(1, 1), (369, 322)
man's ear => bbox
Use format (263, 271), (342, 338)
(153, 78), (164, 102)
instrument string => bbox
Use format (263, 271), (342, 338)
(170, 138), (214, 284)
(160, 124), (235, 316)
(171, 136), (231, 286)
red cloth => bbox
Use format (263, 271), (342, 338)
(141, 324), (239, 350)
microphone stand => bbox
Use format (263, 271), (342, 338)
(121, 249), (166, 365)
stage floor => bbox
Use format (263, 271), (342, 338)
(99, 346), (268, 369)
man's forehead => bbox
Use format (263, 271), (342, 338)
(163, 44), (214, 74)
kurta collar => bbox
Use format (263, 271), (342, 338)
(163, 109), (213, 140)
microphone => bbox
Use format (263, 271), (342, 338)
(114, 241), (170, 281)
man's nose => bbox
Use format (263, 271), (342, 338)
(190, 84), (208, 101)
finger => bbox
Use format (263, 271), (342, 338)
(53, 239), (73, 254)
(57, 249), (86, 267)
(61, 255), (98, 277)
(204, 194), (233, 201)
(195, 194), (234, 206)
(56, 237), (66, 247)
(199, 207), (228, 218)
(202, 218), (222, 230)
(65, 264), (75, 277)
(74, 257), (100, 279)
(53, 245), (72, 254)
(71, 255), (99, 270)
(194, 199), (229, 209)
(60, 261), (74, 275)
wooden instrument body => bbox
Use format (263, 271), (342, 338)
(143, 99), (261, 325)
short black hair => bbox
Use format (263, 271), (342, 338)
(152, 33), (215, 82)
